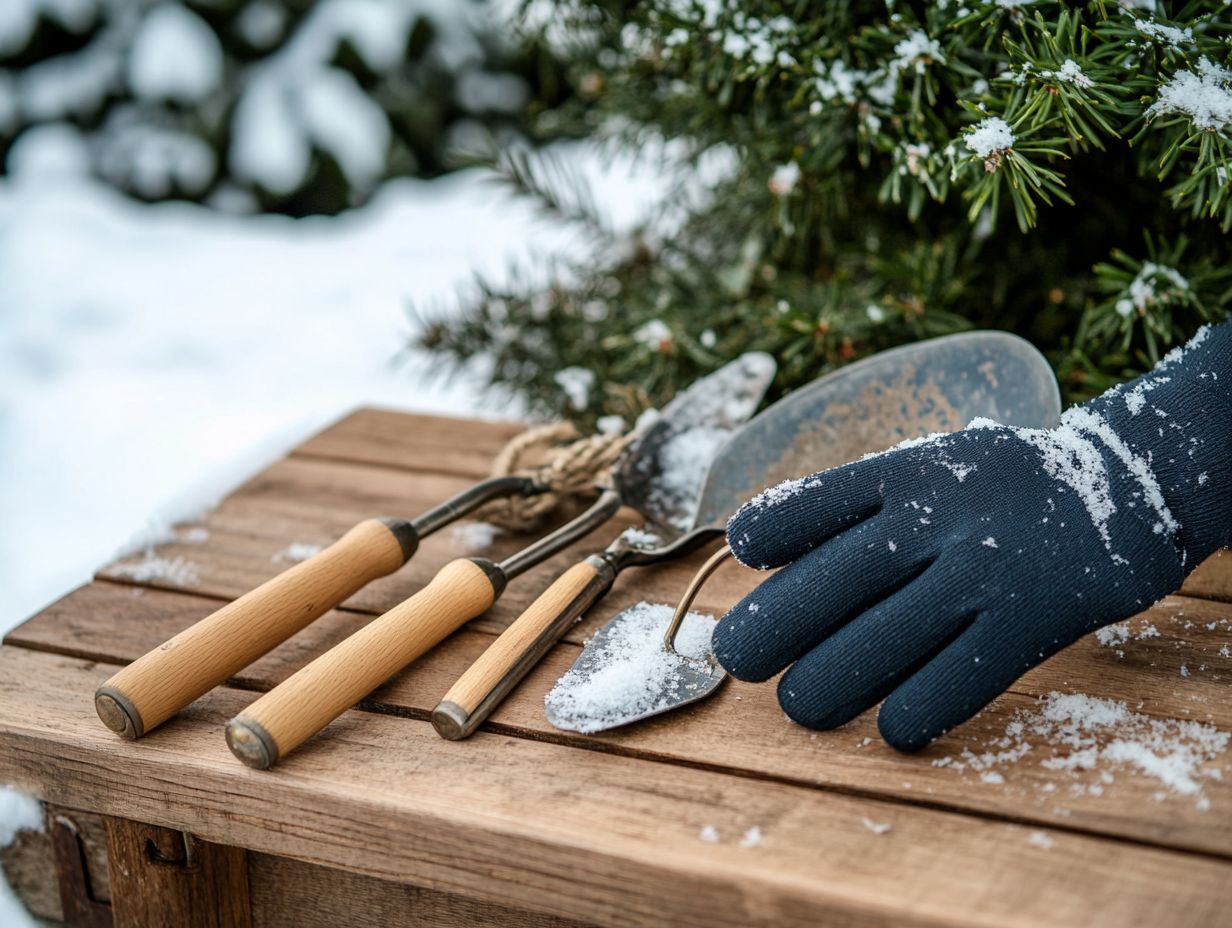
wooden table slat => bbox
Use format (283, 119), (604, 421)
(9, 580), (1232, 858)
(0, 648), (1228, 928)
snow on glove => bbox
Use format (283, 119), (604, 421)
(715, 323), (1232, 752)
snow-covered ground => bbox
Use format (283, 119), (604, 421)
(0, 126), (673, 923)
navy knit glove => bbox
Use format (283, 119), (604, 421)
(715, 323), (1232, 752)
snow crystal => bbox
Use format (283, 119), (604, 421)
(769, 161), (800, 197)
(621, 527), (661, 548)
(1095, 623), (1131, 647)
(739, 826), (763, 848)
(980, 771), (1005, 784)
(866, 304), (886, 323)
(939, 459), (976, 482)
(553, 366), (594, 411)
(633, 319), (672, 351)
(1027, 830), (1054, 850)
(1136, 19), (1194, 49)
(1063, 406), (1178, 537)
(860, 430), (951, 461)
(1123, 376), (1169, 416)
(272, 542), (323, 563)
(111, 552), (200, 586)
(699, 329), (717, 348)
(544, 602), (716, 734)
(450, 522), (501, 552)
(128, 4), (223, 104)
(699, 824), (720, 843)
(861, 817), (892, 835)
(994, 692), (1226, 799)
(814, 58), (897, 108)
(596, 415), (625, 436)
(650, 425), (731, 531)
(1053, 59), (1093, 89)
(1148, 58), (1232, 131)
(964, 116), (1015, 157)
(982, 537), (998, 548)
(891, 31), (944, 75)
(744, 474), (822, 511)
(969, 418), (1117, 549)
(1115, 262), (1189, 320)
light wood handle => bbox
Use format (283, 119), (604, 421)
(432, 555), (615, 740)
(95, 518), (414, 740)
(226, 557), (501, 768)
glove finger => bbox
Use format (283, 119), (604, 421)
(727, 458), (886, 570)
(713, 512), (935, 682)
(776, 564), (977, 730)
(877, 605), (1092, 753)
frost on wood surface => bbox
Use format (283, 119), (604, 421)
(544, 601), (717, 734)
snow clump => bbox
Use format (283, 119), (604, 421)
(545, 602), (717, 734)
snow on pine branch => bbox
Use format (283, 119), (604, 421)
(1148, 58), (1232, 132)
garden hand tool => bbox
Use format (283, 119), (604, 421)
(95, 471), (539, 740)
(444, 330), (1061, 738)
(715, 322), (1232, 752)
(223, 353), (777, 768)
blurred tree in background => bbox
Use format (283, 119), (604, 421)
(420, 0), (1232, 429)
(0, 0), (574, 215)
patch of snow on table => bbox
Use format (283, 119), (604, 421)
(1027, 830), (1054, 850)
(739, 826), (763, 848)
(932, 691), (1228, 807)
(861, 817), (892, 835)
(272, 542), (325, 563)
(450, 521), (502, 552)
(544, 602), (717, 734)
(110, 552), (201, 586)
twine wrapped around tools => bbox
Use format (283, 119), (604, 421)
(478, 422), (633, 531)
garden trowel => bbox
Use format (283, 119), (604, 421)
(223, 352), (776, 768)
(541, 331), (1062, 734)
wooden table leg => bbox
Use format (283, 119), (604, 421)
(102, 817), (251, 928)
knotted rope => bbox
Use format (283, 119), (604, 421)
(478, 422), (634, 531)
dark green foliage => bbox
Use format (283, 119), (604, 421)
(419, 0), (1232, 429)
(0, 0), (574, 215)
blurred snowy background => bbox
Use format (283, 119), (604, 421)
(0, 1), (672, 922)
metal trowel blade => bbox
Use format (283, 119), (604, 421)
(544, 603), (726, 734)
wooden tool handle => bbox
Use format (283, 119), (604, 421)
(95, 518), (416, 740)
(432, 555), (616, 741)
(226, 557), (502, 768)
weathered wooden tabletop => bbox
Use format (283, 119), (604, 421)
(2, 408), (1231, 927)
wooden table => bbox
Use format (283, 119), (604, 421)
(2, 408), (1231, 927)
